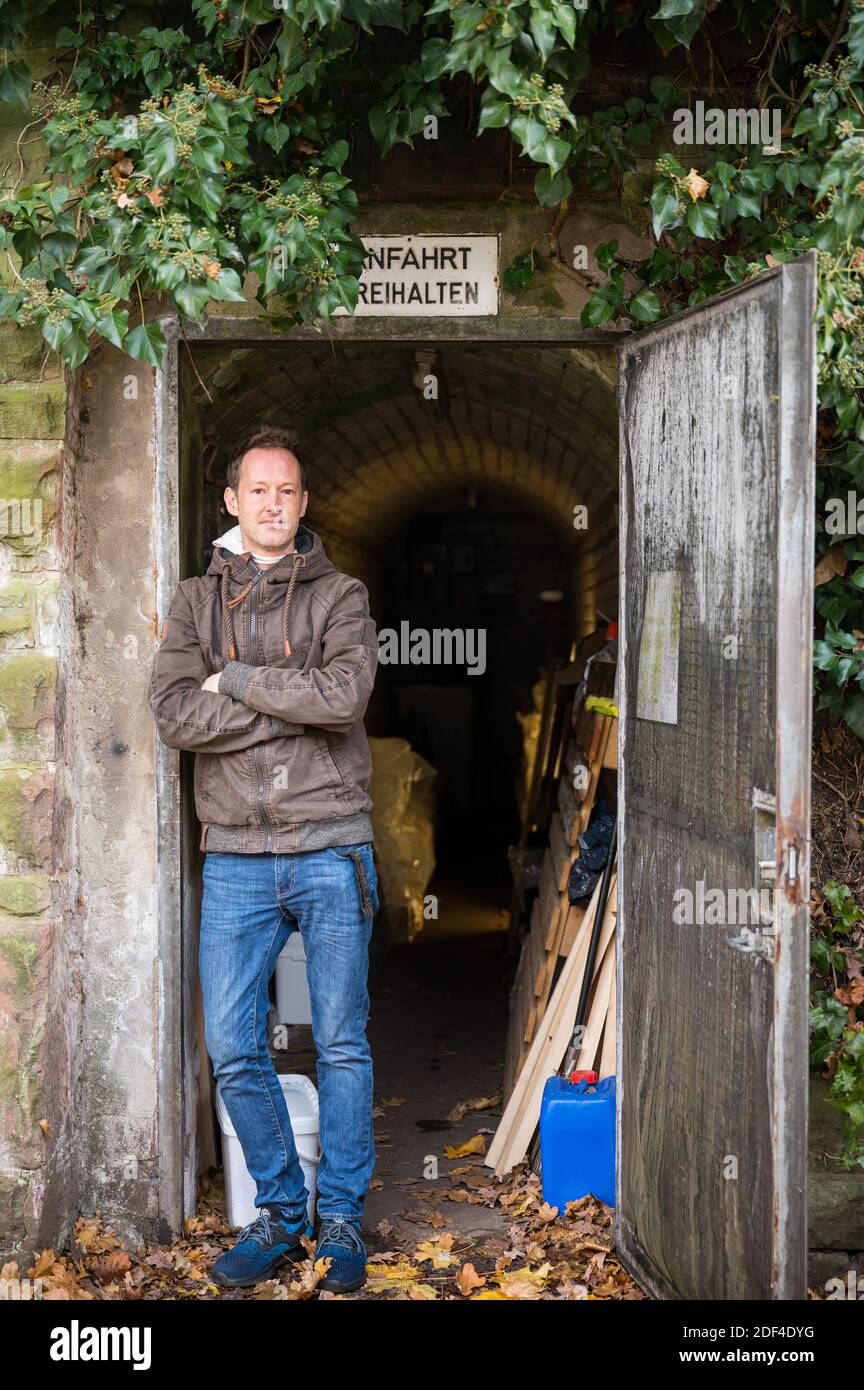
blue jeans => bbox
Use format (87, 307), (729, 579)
(199, 843), (379, 1224)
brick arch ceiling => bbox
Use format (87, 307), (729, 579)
(190, 342), (618, 548)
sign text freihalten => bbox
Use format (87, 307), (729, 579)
(335, 235), (499, 316)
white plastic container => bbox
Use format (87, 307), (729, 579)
(275, 931), (312, 1024)
(215, 1073), (320, 1229)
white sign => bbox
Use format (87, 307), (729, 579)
(335, 235), (499, 317)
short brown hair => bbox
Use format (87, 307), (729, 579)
(226, 426), (306, 494)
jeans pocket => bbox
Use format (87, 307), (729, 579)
(332, 845), (378, 918)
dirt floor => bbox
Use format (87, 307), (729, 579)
(15, 871), (647, 1301)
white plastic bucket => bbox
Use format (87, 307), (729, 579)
(275, 932), (312, 1025)
(215, 1073), (320, 1229)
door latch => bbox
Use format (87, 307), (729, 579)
(727, 788), (777, 960)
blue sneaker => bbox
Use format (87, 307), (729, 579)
(315, 1216), (367, 1293)
(212, 1204), (314, 1288)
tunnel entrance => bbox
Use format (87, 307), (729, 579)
(173, 336), (620, 1216)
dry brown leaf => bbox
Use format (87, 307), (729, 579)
(365, 1260), (421, 1293)
(91, 1251), (131, 1281)
(683, 168), (709, 201)
(835, 977), (864, 1007)
(30, 1248), (58, 1278)
(456, 1262), (486, 1294)
(443, 1133), (487, 1159)
(414, 1233), (455, 1267)
(814, 547), (848, 586)
(447, 1092), (501, 1123)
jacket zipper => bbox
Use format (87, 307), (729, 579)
(247, 566), (275, 852)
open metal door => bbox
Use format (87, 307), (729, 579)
(615, 252), (817, 1300)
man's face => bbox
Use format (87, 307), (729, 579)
(224, 448), (308, 556)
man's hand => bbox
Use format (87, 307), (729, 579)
(201, 672), (222, 693)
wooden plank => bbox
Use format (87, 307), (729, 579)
(494, 878), (617, 1175)
(598, 962), (617, 1079)
(522, 660), (564, 838)
(529, 920), (547, 997)
(487, 876), (617, 1175)
(488, 877), (605, 1170)
(549, 812), (573, 891)
(537, 848), (558, 926)
(503, 919), (535, 1100)
(552, 811), (577, 889)
(602, 717), (618, 769)
(571, 933), (615, 1074)
(534, 890), (571, 1025)
(557, 774), (581, 845)
(558, 902), (586, 956)
(579, 718), (612, 833)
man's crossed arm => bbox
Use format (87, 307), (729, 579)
(149, 576), (378, 752)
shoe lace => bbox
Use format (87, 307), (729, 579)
(238, 1206), (294, 1249)
(318, 1216), (363, 1252)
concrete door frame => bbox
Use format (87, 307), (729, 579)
(152, 310), (625, 1235)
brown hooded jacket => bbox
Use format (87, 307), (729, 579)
(148, 523), (378, 854)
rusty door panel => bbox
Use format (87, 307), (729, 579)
(615, 253), (816, 1300)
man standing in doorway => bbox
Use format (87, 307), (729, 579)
(148, 425), (379, 1293)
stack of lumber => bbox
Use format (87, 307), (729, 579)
(503, 694), (618, 1102)
(489, 870), (618, 1177)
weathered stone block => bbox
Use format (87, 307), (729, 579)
(0, 323), (61, 385)
(0, 875), (51, 918)
(0, 767), (54, 869)
(0, 441), (61, 495)
(0, 581), (33, 640)
(0, 382), (66, 440)
(0, 652), (56, 730)
(0, 927), (39, 998)
(0, 441), (60, 555)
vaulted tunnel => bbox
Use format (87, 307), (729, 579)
(184, 343), (618, 590)
(178, 340), (620, 883)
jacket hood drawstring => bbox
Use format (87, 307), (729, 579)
(280, 552), (305, 656)
(219, 552), (307, 662)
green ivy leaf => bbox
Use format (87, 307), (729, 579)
(124, 321), (167, 368)
(94, 307), (129, 349)
(478, 89), (511, 134)
(0, 58), (32, 107)
(686, 200), (720, 238)
(534, 166), (573, 207)
(650, 185), (681, 238)
(628, 288), (662, 323)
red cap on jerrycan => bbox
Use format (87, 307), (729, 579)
(568, 1069), (598, 1086)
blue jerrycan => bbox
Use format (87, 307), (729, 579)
(540, 1071), (616, 1211)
